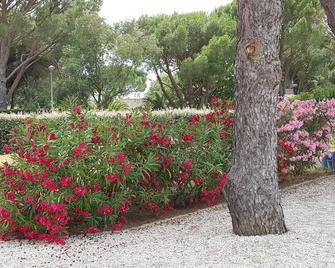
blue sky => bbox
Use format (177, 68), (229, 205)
(101, 0), (232, 24)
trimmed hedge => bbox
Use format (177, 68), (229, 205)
(0, 109), (211, 154)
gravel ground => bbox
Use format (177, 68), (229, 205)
(1, 176), (335, 268)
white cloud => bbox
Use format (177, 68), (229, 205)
(100, 0), (232, 24)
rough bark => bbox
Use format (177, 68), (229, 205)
(226, 0), (287, 236)
(320, 0), (335, 36)
(162, 57), (185, 108)
(153, 66), (176, 108)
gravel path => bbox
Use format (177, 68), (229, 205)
(1, 176), (335, 268)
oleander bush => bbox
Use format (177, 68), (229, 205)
(1, 97), (335, 244)
(277, 99), (335, 175)
(0, 101), (233, 244)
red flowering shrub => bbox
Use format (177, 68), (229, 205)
(0, 100), (233, 244)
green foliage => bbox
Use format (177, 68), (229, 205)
(0, 117), (24, 154)
(294, 84), (335, 100)
(281, 0), (334, 93)
(0, 103), (233, 243)
(108, 100), (130, 111)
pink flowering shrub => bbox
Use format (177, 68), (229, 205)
(277, 99), (335, 175)
(0, 101), (233, 244)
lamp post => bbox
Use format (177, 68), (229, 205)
(48, 64), (56, 112)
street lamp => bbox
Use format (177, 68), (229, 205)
(48, 64), (56, 112)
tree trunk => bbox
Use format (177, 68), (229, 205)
(153, 66), (176, 108)
(320, 0), (335, 36)
(0, 40), (10, 109)
(226, 0), (287, 236)
(0, 79), (8, 109)
(162, 58), (185, 108)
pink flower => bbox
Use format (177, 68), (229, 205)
(98, 205), (114, 215)
(73, 187), (87, 196)
(72, 106), (81, 115)
(182, 159), (192, 170)
(48, 132), (57, 140)
(147, 202), (159, 212)
(86, 226), (101, 234)
(111, 221), (124, 232)
(59, 177), (73, 187)
(105, 173), (118, 183)
(117, 151), (126, 166)
(181, 133), (193, 143)
(123, 164), (132, 174)
(43, 179), (59, 191)
(119, 203), (129, 213)
(3, 144), (12, 154)
(91, 136), (101, 143)
(5, 191), (15, 201)
(179, 172), (189, 183)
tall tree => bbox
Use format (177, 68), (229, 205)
(320, 0), (335, 35)
(59, 14), (146, 109)
(226, 0), (287, 235)
(0, 0), (101, 109)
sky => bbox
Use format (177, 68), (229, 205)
(101, 0), (232, 24)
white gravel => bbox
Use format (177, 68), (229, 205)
(1, 176), (335, 268)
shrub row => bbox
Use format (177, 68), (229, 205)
(1, 98), (335, 244)
(0, 102), (233, 244)
(0, 109), (211, 153)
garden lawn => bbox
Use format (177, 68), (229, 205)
(0, 175), (334, 267)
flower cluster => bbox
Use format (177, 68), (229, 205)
(277, 99), (335, 175)
(0, 100), (233, 244)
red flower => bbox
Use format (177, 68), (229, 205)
(179, 172), (189, 183)
(24, 196), (34, 203)
(69, 122), (75, 129)
(98, 205), (114, 215)
(48, 132), (57, 141)
(105, 173), (118, 183)
(193, 177), (205, 186)
(43, 179), (59, 191)
(181, 133), (193, 143)
(217, 174), (228, 187)
(5, 191), (15, 201)
(90, 183), (100, 193)
(86, 147), (93, 153)
(147, 202), (159, 212)
(2, 144), (12, 154)
(72, 106), (81, 115)
(117, 151), (126, 166)
(63, 158), (71, 166)
(160, 156), (172, 167)
(25, 117), (33, 125)
(108, 156), (116, 164)
(123, 164), (132, 174)
(210, 97), (219, 105)
(73, 187), (87, 196)
(91, 135), (101, 143)
(0, 234), (10, 241)
(155, 179), (161, 188)
(111, 221), (124, 232)
(119, 203), (129, 212)
(191, 114), (201, 124)
(182, 159), (192, 170)
(60, 176), (73, 187)
(73, 208), (91, 217)
(86, 227), (101, 234)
